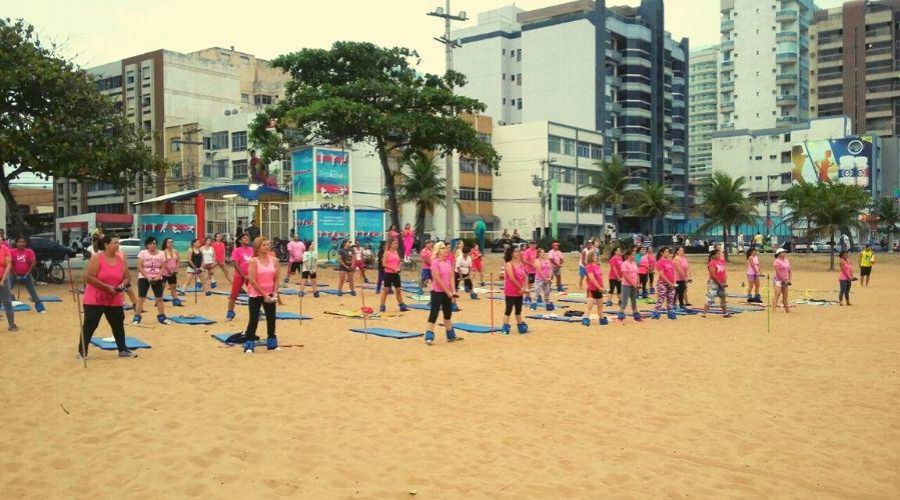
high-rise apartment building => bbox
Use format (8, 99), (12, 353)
(688, 45), (720, 183)
(453, 0), (690, 233)
(54, 47), (288, 218)
(809, 0), (900, 137)
(719, 0), (814, 131)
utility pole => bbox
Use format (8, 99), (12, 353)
(428, 1), (467, 239)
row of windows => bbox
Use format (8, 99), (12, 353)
(548, 137), (603, 159)
(458, 188), (493, 202)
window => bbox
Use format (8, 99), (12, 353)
(231, 131), (247, 152)
(142, 120), (151, 132)
(210, 131), (229, 150)
(590, 144), (603, 159)
(516, 49), (522, 62)
(254, 94), (272, 105)
(502, 98), (507, 105)
(755, 176), (763, 180)
(563, 139), (575, 156)
(549, 136), (562, 154)
(769, 154), (777, 160)
(511, 98), (516, 107)
(126, 72), (134, 85)
(502, 49), (506, 55)
(478, 190), (492, 202)
(170, 138), (181, 152)
(232, 159), (248, 180)
(511, 74), (515, 82)
(459, 188), (475, 201)
(781, 151), (791, 163)
(517, 99), (522, 110)
(203, 159), (229, 178)
(57, 206), (64, 217)
(517, 74), (522, 86)
(203, 137), (212, 150)
(558, 195), (576, 212)
(502, 73), (506, 80)
(459, 158), (476, 173)
(56, 183), (63, 195)
(577, 142), (590, 158)
(755, 156), (762, 160)
(241, 93), (249, 103)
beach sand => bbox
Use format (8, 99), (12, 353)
(0, 252), (898, 498)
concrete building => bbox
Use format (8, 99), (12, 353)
(719, 0), (815, 131)
(688, 45), (720, 183)
(809, 0), (900, 137)
(452, 0), (690, 232)
(54, 47), (288, 218)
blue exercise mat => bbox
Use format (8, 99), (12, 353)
(318, 289), (353, 295)
(405, 303), (431, 311)
(39, 295), (62, 302)
(147, 295), (175, 302)
(526, 314), (583, 323)
(210, 333), (265, 345)
(209, 290), (239, 297)
(261, 312), (312, 320)
(558, 298), (586, 304)
(10, 303), (31, 312)
(170, 315), (216, 325)
(446, 323), (503, 334)
(90, 336), (151, 350)
(349, 328), (423, 339)
(276, 288), (300, 295)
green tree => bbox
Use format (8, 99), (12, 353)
(696, 172), (758, 261)
(580, 156), (630, 233)
(627, 182), (674, 235)
(249, 41), (500, 233)
(396, 151), (448, 250)
(805, 183), (869, 270)
(874, 197), (899, 250)
(1, 18), (163, 236)
(781, 183), (817, 235)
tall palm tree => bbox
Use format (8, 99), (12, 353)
(580, 157), (630, 234)
(806, 183), (869, 270)
(627, 182), (674, 234)
(875, 196), (899, 250)
(696, 172), (758, 261)
(395, 151), (448, 250)
(781, 183), (817, 235)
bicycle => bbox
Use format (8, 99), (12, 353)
(401, 257), (419, 272)
(31, 259), (66, 284)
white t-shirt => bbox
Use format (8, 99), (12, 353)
(455, 255), (472, 275)
(201, 246), (215, 265)
(302, 250), (318, 272)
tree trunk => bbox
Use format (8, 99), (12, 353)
(376, 137), (401, 239)
(415, 204), (427, 251)
(0, 175), (29, 237)
(723, 225), (731, 262)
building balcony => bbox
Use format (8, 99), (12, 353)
(776, 51), (798, 63)
(776, 115), (800, 126)
(720, 122), (735, 130)
(671, 145), (685, 153)
(721, 80), (734, 91)
(608, 75), (621, 87)
(721, 101), (734, 112)
(776, 30), (797, 42)
(623, 158), (651, 169)
(721, 19), (734, 32)
(605, 48), (623, 63)
(721, 39), (734, 51)
(776, 73), (797, 85)
(673, 167), (685, 176)
(672, 76), (685, 86)
(672, 122), (685, 130)
(776, 95), (798, 106)
(776, 9), (798, 22)
(721, 60), (734, 71)
(609, 127), (622, 139)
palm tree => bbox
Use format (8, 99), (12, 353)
(395, 151), (448, 250)
(627, 182), (674, 234)
(805, 183), (869, 270)
(580, 157), (630, 233)
(696, 172), (758, 261)
(875, 197), (899, 250)
(781, 183), (817, 235)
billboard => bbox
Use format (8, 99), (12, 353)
(291, 149), (315, 202)
(315, 149), (350, 200)
(294, 209), (315, 247)
(354, 210), (385, 249)
(791, 136), (873, 188)
(138, 214), (197, 253)
(316, 209), (350, 260)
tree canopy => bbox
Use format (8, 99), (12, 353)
(696, 172), (758, 261)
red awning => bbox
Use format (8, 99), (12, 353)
(60, 222), (88, 229)
(97, 214), (133, 225)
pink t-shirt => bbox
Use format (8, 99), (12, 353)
(639, 254), (656, 274)
(384, 250), (400, 273)
(747, 255), (760, 276)
(162, 251), (179, 276)
(420, 247), (432, 270)
(621, 260), (639, 286)
(708, 259), (727, 285)
(83, 254), (125, 307)
(774, 258), (791, 282)
(211, 241), (226, 263)
(8, 247), (35, 277)
(839, 260), (853, 281)
(548, 249), (563, 268)
(137, 249), (166, 280)
(522, 247), (537, 274)
(287, 240), (305, 262)
(535, 260), (551, 280)
(431, 259), (453, 292)
(608, 254), (622, 280)
(248, 256), (276, 297)
(0, 246), (9, 277)
(585, 262), (604, 291)
(656, 258), (676, 284)
(674, 255), (688, 281)
(504, 263), (527, 297)
(231, 246), (254, 275)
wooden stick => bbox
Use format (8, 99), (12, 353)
(490, 272), (494, 335)
(66, 259), (86, 369)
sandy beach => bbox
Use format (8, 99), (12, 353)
(0, 252), (898, 498)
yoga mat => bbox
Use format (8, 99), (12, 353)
(10, 301), (30, 312)
(526, 314), (583, 323)
(170, 315), (217, 325)
(90, 336), (151, 350)
(39, 295), (62, 302)
(210, 333), (265, 345)
(260, 312), (312, 320)
(276, 288), (300, 295)
(405, 303), (431, 311)
(147, 295), (175, 302)
(558, 298), (586, 304)
(349, 328), (423, 339)
(445, 323), (503, 334)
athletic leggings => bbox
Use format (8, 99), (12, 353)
(619, 285), (639, 313)
(504, 296), (524, 316)
(655, 281), (675, 312)
(649, 272), (655, 287)
(839, 279), (851, 303)
(639, 273), (649, 293)
(455, 272), (473, 292)
(0, 277), (14, 327)
(533, 279), (551, 303)
(675, 280), (687, 308)
(427, 291), (453, 324)
(245, 296), (276, 340)
(81, 305), (127, 353)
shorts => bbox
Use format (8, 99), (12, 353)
(138, 278), (164, 299)
(747, 273), (758, 282)
(773, 280), (789, 289)
(163, 274), (177, 285)
(338, 265), (352, 273)
(301, 270), (317, 280)
(608, 279), (622, 294)
(420, 268), (432, 282)
(230, 273), (247, 300)
(706, 279), (726, 305)
(354, 261), (366, 270)
(472, 261), (483, 272)
(527, 273), (535, 285)
(203, 263), (215, 272)
(860, 266), (872, 277)
(382, 272), (401, 289)
(551, 267), (561, 277)
(579, 266), (586, 278)
(187, 267), (201, 275)
(589, 289), (603, 300)
(289, 262), (302, 273)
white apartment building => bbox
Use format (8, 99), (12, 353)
(688, 45), (720, 183)
(719, 0), (815, 131)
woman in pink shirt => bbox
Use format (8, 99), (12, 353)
(284, 234), (305, 284)
(502, 246), (529, 334)
(134, 236), (171, 326)
(211, 233), (231, 285)
(243, 236), (281, 353)
(547, 241), (564, 292)
(673, 246), (691, 310)
(616, 248), (643, 322)
(838, 250), (855, 306)
(653, 247), (677, 319)
(772, 248), (792, 313)
(470, 244), (484, 287)
(160, 238), (182, 308)
(583, 252), (607, 327)
(9, 237), (46, 314)
(702, 248), (731, 318)
(402, 223), (415, 263)
(379, 239), (408, 312)
(530, 248), (554, 311)
(226, 233), (253, 321)
(424, 242), (462, 345)
(637, 246), (651, 298)
(607, 247), (623, 307)
(419, 240), (434, 290)
(745, 248), (762, 303)
(79, 235), (137, 358)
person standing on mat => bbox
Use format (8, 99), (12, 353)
(470, 244), (485, 288)
(242, 236), (281, 354)
(78, 235), (137, 359)
(578, 241), (591, 290)
(582, 251), (605, 327)
(746, 247), (762, 303)
(402, 223), (415, 263)
(299, 241), (319, 298)
(0, 241), (18, 331)
(8, 237), (46, 314)
(548, 240), (564, 292)
(160, 238), (182, 307)
(424, 242), (461, 345)
(200, 237), (216, 294)
(838, 250), (855, 306)
(285, 233), (305, 285)
(701, 248), (731, 318)
(654, 247), (677, 320)
(772, 248), (792, 313)
(379, 239), (408, 312)
(226, 233), (253, 321)
(211, 233), (231, 285)
(419, 240), (434, 291)
(352, 242), (369, 284)
(455, 246), (477, 301)
(521, 241), (537, 302)
(617, 248), (643, 323)
(859, 244), (874, 287)
(134, 236), (171, 325)
(501, 246), (529, 335)
(336, 239), (356, 297)
(530, 247), (554, 311)
(636, 246), (651, 298)
(673, 246), (691, 310)
(607, 246), (623, 307)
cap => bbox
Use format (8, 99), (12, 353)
(775, 248), (785, 255)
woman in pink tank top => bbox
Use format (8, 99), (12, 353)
(79, 235), (137, 359)
(242, 236), (282, 353)
(379, 239), (408, 312)
(423, 242), (462, 345)
(502, 246), (529, 334)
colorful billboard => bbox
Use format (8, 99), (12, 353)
(316, 209), (350, 260)
(315, 149), (350, 200)
(138, 214), (197, 253)
(354, 210), (385, 249)
(291, 149), (315, 202)
(294, 209), (315, 247)
(791, 136), (874, 188)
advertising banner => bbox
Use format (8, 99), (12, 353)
(315, 148), (350, 201)
(291, 149), (315, 203)
(316, 209), (350, 260)
(294, 209), (315, 247)
(791, 136), (874, 188)
(354, 210), (385, 249)
(138, 214), (197, 253)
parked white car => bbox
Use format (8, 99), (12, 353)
(118, 238), (142, 262)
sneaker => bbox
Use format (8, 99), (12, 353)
(205, 291), (212, 297)
(651, 311), (661, 320)
(172, 298), (183, 307)
(399, 303), (409, 312)
(605, 300), (613, 307)
(132, 314), (142, 325)
(283, 277), (290, 284)
(667, 311), (677, 320)
(337, 291), (343, 297)
(379, 304), (386, 313)
(451, 303), (460, 312)
(501, 323), (511, 335)
(313, 291), (320, 298)
(424, 331), (435, 345)
(243, 340), (255, 354)
(226, 310), (235, 321)
(530, 302), (538, 311)
(446, 328), (463, 342)
(350, 291), (357, 297)
(211, 281), (218, 289)
(8, 325), (19, 332)
(633, 312), (644, 322)
(469, 292), (479, 300)
(517, 322), (529, 334)
(617, 312), (626, 322)
(599, 317), (609, 326)
(557, 285), (564, 292)
(118, 349), (138, 358)
(157, 314), (171, 325)
(546, 303), (555, 311)
(266, 336), (280, 351)
(35, 302), (46, 314)
(581, 317), (591, 327)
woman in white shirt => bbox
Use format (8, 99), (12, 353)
(299, 242), (319, 298)
(201, 237), (216, 294)
(455, 247), (477, 300)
